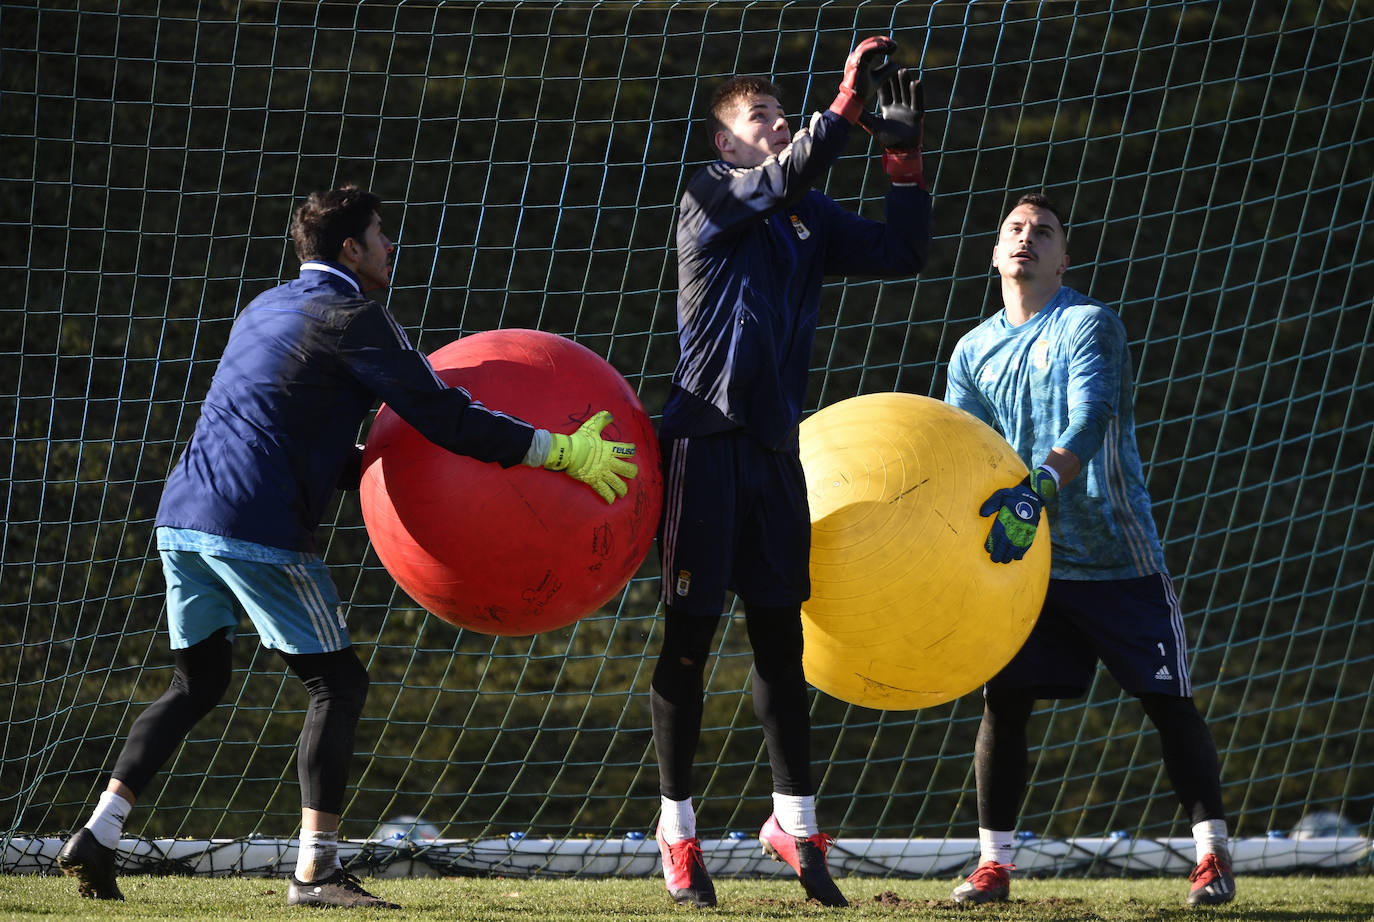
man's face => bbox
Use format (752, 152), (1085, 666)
(343, 211), (395, 292)
(992, 203), (1069, 284)
(715, 94), (790, 168)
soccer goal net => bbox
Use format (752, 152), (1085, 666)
(4, 0), (1371, 880)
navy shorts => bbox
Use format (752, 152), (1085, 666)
(657, 431), (811, 615)
(987, 572), (1193, 698)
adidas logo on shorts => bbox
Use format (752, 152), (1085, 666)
(1155, 665), (1174, 681)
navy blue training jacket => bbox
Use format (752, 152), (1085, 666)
(156, 264), (535, 553)
(660, 109), (933, 450)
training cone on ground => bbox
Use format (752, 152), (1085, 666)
(361, 329), (662, 636)
(798, 393), (1050, 710)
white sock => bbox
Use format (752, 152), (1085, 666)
(979, 827), (1016, 866)
(295, 829), (341, 883)
(772, 793), (817, 838)
(1192, 819), (1229, 863)
(84, 791), (133, 850)
(658, 796), (696, 843)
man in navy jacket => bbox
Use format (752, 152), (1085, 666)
(57, 186), (636, 908)
(652, 40), (932, 908)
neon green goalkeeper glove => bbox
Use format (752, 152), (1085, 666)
(543, 410), (638, 504)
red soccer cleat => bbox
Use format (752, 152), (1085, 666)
(1187, 851), (1236, 906)
(656, 822), (716, 907)
(952, 859), (1013, 904)
(759, 813), (848, 907)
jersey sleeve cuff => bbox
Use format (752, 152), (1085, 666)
(523, 428), (551, 467)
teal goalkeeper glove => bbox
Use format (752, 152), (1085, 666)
(979, 466), (1057, 563)
(543, 410), (638, 504)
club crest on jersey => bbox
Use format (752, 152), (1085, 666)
(789, 215), (811, 240)
(1032, 337), (1052, 370)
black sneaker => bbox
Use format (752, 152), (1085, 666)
(287, 869), (401, 909)
(56, 828), (124, 901)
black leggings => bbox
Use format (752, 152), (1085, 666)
(280, 647), (370, 813)
(975, 687), (1227, 830)
(651, 604), (812, 800)
(112, 631), (369, 815)
(112, 628), (234, 795)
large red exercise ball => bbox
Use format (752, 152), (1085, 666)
(798, 393), (1050, 710)
(360, 329), (662, 636)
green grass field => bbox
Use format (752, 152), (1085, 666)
(2, 874), (1372, 922)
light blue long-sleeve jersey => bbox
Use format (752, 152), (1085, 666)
(945, 286), (1168, 580)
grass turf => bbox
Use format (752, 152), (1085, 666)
(2, 874), (1372, 921)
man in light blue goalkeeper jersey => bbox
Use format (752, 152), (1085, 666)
(943, 193), (1234, 908)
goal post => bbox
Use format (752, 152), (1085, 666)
(3, 0), (1371, 878)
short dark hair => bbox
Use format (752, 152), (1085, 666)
(1013, 192), (1067, 239)
(705, 76), (784, 153)
(290, 185), (381, 263)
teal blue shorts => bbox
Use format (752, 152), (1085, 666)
(159, 548), (350, 654)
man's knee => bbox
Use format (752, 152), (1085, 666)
(171, 628), (233, 714)
(660, 608), (719, 669)
(983, 686), (1035, 725)
(745, 604), (802, 676)
(285, 649), (370, 719)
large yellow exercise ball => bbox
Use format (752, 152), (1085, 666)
(798, 393), (1050, 710)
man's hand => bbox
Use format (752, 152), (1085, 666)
(543, 410), (638, 504)
(830, 35), (898, 124)
(979, 466), (1057, 563)
(859, 68), (926, 186)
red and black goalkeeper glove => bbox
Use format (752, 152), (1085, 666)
(858, 67), (926, 187)
(829, 35), (898, 124)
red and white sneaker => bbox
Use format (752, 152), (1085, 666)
(656, 822), (716, 907)
(952, 860), (1013, 904)
(759, 813), (848, 907)
(1187, 851), (1235, 906)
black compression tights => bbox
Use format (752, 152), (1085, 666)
(111, 633), (369, 815)
(651, 604), (812, 801)
(1139, 692), (1228, 825)
(279, 648), (370, 814)
(975, 688), (1227, 830)
(112, 628), (234, 795)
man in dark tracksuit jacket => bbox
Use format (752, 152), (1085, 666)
(57, 187), (635, 909)
(651, 39), (933, 909)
